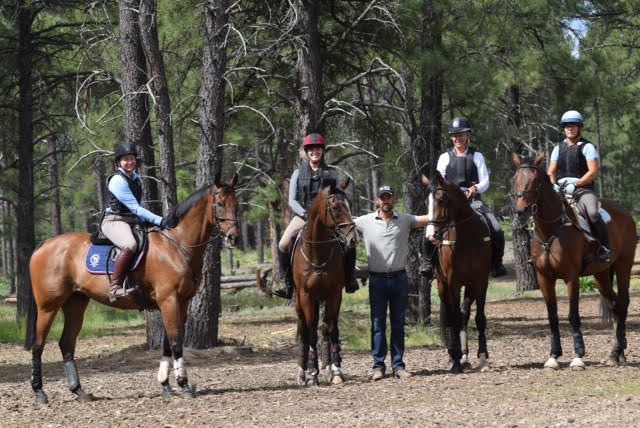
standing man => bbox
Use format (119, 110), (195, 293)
(548, 110), (611, 261)
(355, 185), (428, 380)
(421, 117), (507, 279)
(272, 133), (358, 299)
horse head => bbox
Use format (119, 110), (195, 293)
(312, 177), (357, 248)
(511, 153), (548, 225)
(421, 171), (468, 241)
(211, 172), (240, 248)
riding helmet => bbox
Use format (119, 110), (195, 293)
(114, 143), (138, 162)
(560, 110), (584, 127)
(303, 133), (326, 148)
(448, 117), (472, 135)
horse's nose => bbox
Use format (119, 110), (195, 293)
(225, 234), (237, 249)
(515, 208), (530, 226)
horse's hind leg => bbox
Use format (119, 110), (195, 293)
(595, 267), (630, 365)
(460, 286), (473, 368)
(59, 293), (92, 401)
(32, 308), (59, 404)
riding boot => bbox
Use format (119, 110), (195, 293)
(419, 239), (437, 279)
(273, 249), (294, 299)
(108, 248), (136, 303)
(491, 230), (507, 277)
(343, 246), (359, 293)
(592, 217), (612, 262)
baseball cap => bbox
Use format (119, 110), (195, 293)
(377, 185), (394, 197)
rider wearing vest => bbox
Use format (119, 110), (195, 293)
(272, 133), (358, 299)
(101, 143), (169, 302)
(421, 117), (507, 279)
(548, 110), (611, 262)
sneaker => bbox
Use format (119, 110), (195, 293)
(492, 265), (507, 278)
(393, 369), (412, 379)
(371, 369), (385, 381)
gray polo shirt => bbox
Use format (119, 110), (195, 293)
(355, 210), (417, 273)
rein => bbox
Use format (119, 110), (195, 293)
(428, 186), (489, 246)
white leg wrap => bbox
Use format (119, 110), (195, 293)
(173, 357), (187, 379)
(157, 357), (171, 383)
(570, 357), (585, 370)
(544, 357), (559, 370)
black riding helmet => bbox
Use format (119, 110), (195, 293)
(448, 117), (472, 134)
(114, 143), (138, 162)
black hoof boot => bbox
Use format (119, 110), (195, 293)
(492, 264), (507, 277)
(161, 381), (174, 399)
(35, 389), (48, 405)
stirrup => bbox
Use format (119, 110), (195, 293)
(108, 286), (134, 303)
(598, 246), (612, 263)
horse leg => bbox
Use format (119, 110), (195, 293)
(31, 308), (59, 404)
(59, 293), (93, 402)
(474, 281), (489, 372)
(566, 279), (586, 370)
(159, 297), (192, 398)
(323, 298), (343, 384)
(295, 301), (309, 385)
(440, 283), (463, 373)
(306, 304), (320, 386)
(460, 286), (473, 369)
(595, 268), (629, 365)
(157, 332), (174, 398)
(538, 274), (562, 369)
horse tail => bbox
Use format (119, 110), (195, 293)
(599, 269), (615, 326)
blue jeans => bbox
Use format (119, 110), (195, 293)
(369, 273), (409, 373)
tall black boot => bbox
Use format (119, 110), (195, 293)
(491, 230), (507, 277)
(420, 239), (437, 279)
(273, 249), (294, 299)
(344, 246), (358, 293)
(592, 217), (612, 262)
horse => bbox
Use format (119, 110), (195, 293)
(292, 179), (357, 385)
(512, 153), (636, 369)
(422, 171), (492, 373)
(28, 173), (239, 404)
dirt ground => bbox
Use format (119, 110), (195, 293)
(2, 283), (640, 427)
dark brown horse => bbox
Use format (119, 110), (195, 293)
(512, 154), (636, 369)
(29, 173), (239, 404)
(292, 179), (357, 385)
(422, 171), (492, 373)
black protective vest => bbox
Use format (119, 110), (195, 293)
(445, 147), (479, 188)
(106, 171), (143, 214)
(556, 140), (594, 190)
(295, 162), (338, 210)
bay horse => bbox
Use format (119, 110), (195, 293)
(28, 173), (239, 404)
(422, 171), (492, 373)
(512, 154), (636, 369)
(292, 179), (357, 385)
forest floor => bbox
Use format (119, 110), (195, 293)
(2, 265), (640, 427)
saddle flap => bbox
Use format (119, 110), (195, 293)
(85, 235), (148, 275)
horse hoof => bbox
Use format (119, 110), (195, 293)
(35, 390), (48, 405)
(606, 356), (620, 367)
(450, 362), (463, 374)
(544, 357), (559, 370)
(570, 357), (585, 370)
(306, 375), (320, 386)
(76, 393), (94, 403)
(161, 384), (174, 399)
(331, 374), (344, 385)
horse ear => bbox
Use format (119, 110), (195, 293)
(512, 152), (522, 167)
(339, 177), (351, 190)
(421, 174), (431, 187)
(534, 153), (545, 166)
(229, 173), (238, 188)
(214, 171), (222, 188)
(435, 170), (445, 185)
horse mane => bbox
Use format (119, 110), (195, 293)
(164, 185), (212, 225)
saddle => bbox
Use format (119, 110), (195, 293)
(563, 196), (612, 243)
(85, 226), (148, 275)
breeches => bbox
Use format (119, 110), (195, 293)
(101, 215), (137, 251)
(575, 191), (600, 222)
(278, 215), (306, 252)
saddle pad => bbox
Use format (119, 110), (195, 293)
(85, 244), (145, 275)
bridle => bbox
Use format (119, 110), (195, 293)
(512, 164), (565, 225)
(427, 186), (480, 241)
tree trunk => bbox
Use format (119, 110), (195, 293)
(184, 0), (229, 348)
(17, 3), (37, 349)
(139, 0), (178, 211)
(256, 220), (264, 264)
(48, 137), (63, 235)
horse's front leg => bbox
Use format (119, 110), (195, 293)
(538, 274), (562, 369)
(295, 300), (310, 385)
(459, 286), (473, 369)
(474, 280), (490, 372)
(566, 278), (586, 370)
(439, 280), (463, 373)
(323, 298), (343, 384)
(158, 296), (193, 398)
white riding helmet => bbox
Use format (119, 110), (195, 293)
(560, 110), (584, 126)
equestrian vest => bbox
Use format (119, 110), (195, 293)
(556, 140), (594, 190)
(106, 171), (143, 214)
(295, 163), (338, 210)
(445, 147), (479, 188)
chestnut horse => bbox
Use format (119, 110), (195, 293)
(512, 154), (636, 369)
(29, 173), (239, 404)
(292, 180), (357, 385)
(422, 171), (492, 373)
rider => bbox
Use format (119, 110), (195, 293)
(548, 110), (611, 262)
(421, 117), (507, 278)
(272, 133), (358, 299)
(101, 143), (168, 302)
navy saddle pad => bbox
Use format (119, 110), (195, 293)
(85, 244), (145, 275)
